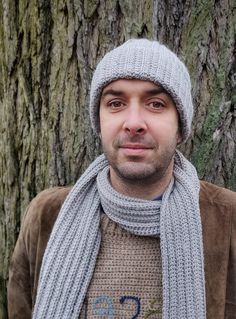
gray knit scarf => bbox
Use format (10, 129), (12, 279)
(33, 151), (206, 319)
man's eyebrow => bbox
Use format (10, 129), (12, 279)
(101, 87), (168, 98)
(101, 89), (123, 98)
(144, 87), (168, 95)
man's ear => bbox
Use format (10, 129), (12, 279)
(176, 124), (183, 145)
(177, 133), (182, 144)
(177, 118), (183, 144)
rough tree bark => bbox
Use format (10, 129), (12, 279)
(0, 0), (235, 317)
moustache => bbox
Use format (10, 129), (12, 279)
(113, 135), (158, 149)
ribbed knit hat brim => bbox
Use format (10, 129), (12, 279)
(89, 39), (193, 141)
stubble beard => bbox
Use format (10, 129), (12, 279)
(102, 135), (178, 186)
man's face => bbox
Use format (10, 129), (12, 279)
(99, 79), (181, 187)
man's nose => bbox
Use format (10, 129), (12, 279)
(122, 106), (147, 135)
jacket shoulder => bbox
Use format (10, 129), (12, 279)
(200, 180), (236, 207)
(23, 186), (71, 226)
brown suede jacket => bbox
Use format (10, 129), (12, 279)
(8, 181), (236, 319)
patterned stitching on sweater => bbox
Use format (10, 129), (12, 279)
(144, 298), (161, 318)
(120, 296), (141, 319)
(92, 295), (114, 317)
(86, 295), (161, 318)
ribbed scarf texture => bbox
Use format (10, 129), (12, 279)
(33, 151), (206, 319)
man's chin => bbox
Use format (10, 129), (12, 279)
(112, 162), (159, 182)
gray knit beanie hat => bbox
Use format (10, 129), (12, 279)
(89, 38), (193, 141)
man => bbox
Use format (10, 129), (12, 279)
(8, 39), (236, 319)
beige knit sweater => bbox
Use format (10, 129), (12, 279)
(79, 214), (162, 318)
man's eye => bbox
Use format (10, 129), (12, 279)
(108, 101), (124, 108)
(149, 101), (164, 110)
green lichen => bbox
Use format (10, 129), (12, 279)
(181, 0), (214, 74)
(231, 95), (236, 106)
(0, 275), (7, 319)
(228, 162), (236, 190)
(191, 68), (229, 177)
(181, 0), (234, 179)
(118, 0), (154, 38)
(84, 0), (99, 18)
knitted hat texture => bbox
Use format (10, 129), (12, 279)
(89, 39), (193, 141)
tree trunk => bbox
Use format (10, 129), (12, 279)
(0, 0), (235, 317)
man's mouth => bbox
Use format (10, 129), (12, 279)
(120, 143), (151, 149)
(119, 143), (152, 156)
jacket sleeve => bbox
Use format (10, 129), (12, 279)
(225, 201), (236, 318)
(7, 187), (68, 319)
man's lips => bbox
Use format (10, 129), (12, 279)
(119, 143), (152, 156)
(120, 143), (151, 149)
